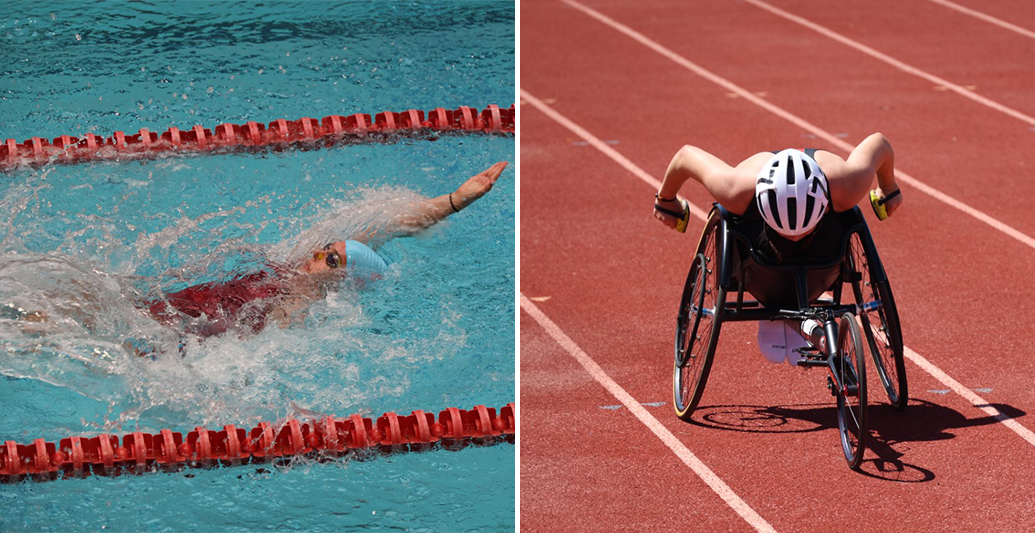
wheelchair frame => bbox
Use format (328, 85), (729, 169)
(673, 204), (907, 469)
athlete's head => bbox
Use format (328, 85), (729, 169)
(300, 240), (388, 279)
(755, 149), (829, 240)
(302, 242), (347, 274)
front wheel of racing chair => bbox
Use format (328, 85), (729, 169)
(845, 230), (907, 410)
(835, 312), (868, 470)
(673, 209), (726, 422)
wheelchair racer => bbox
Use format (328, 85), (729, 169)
(652, 133), (902, 361)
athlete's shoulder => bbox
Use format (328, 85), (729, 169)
(721, 152), (778, 215)
(812, 150), (848, 178)
(734, 151), (776, 181)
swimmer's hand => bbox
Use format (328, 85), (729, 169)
(653, 194), (690, 233)
(869, 186), (902, 221)
(452, 161), (508, 211)
(268, 297), (310, 329)
(269, 307), (290, 328)
(388, 161), (509, 236)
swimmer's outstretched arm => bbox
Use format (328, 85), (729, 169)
(384, 161), (509, 236)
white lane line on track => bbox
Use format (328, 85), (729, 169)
(741, 0), (1035, 129)
(904, 347), (1035, 446)
(559, 0), (1035, 253)
(520, 90), (708, 223)
(521, 89), (1035, 449)
(520, 295), (777, 533)
(924, 0), (1035, 41)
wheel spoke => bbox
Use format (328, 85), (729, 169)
(846, 402), (860, 428)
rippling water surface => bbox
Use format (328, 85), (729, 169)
(0, 2), (515, 531)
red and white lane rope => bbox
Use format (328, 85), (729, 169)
(0, 403), (515, 482)
(1, 104), (515, 171)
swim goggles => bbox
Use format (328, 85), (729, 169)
(316, 243), (344, 269)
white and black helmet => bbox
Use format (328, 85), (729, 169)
(755, 149), (830, 237)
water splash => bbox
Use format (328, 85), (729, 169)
(274, 185), (427, 264)
(0, 167), (465, 431)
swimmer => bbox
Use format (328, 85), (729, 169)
(141, 161), (509, 340)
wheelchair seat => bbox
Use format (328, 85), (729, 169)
(717, 204), (867, 311)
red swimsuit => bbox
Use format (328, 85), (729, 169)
(148, 270), (285, 336)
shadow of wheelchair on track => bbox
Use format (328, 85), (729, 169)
(687, 399), (1025, 482)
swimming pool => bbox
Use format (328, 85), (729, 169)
(0, 2), (515, 531)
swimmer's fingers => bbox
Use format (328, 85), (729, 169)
(455, 161), (509, 206)
(474, 161), (508, 191)
(483, 161), (508, 183)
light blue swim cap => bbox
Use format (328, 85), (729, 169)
(344, 240), (388, 278)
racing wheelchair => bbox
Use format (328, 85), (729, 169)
(673, 204), (906, 469)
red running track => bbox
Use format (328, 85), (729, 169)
(520, 0), (1035, 531)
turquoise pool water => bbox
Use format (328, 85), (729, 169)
(0, 2), (515, 531)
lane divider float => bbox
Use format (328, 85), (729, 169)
(0, 402), (515, 482)
(0, 104), (515, 171)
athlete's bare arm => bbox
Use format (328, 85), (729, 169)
(818, 133), (901, 215)
(655, 135), (901, 229)
(350, 161), (509, 243)
(654, 145), (768, 227)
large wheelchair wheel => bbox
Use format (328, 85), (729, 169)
(846, 232), (907, 410)
(835, 312), (868, 470)
(673, 211), (725, 422)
